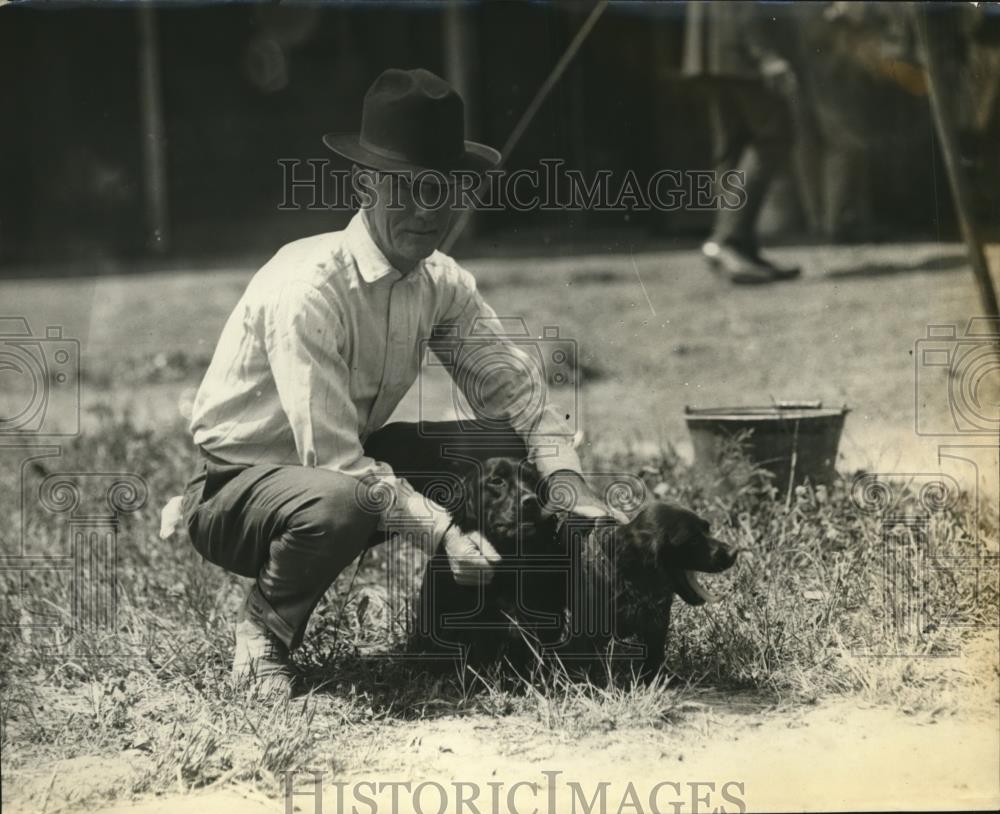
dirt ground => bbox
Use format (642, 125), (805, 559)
(9, 653), (999, 814)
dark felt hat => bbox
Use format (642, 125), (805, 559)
(324, 68), (500, 175)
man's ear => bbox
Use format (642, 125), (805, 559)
(351, 164), (379, 209)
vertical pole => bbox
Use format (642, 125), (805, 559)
(137, 2), (169, 254)
(444, 0), (479, 244)
(916, 5), (999, 320)
(444, 0), (477, 135)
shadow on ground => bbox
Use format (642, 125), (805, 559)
(826, 251), (967, 279)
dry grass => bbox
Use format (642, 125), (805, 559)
(1, 405), (996, 808)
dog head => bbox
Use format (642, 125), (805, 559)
(453, 457), (559, 554)
(646, 502), (739, 606)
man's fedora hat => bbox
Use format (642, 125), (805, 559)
(324, 68), (501, 175)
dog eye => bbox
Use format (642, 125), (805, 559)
(486, 476), (505, 488)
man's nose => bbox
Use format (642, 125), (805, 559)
(413, 182), (447, 213)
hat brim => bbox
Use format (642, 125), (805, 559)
(323, 132), (501, 177)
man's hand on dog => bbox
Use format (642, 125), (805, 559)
(438, 469), (625, 586)
(541, 470), (630, 527)
(442, 525), (502, 585)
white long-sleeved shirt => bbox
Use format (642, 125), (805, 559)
(189, 213), (582, 542)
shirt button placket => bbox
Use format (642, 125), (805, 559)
(370, 278), (407, 433)
(390, 280), (411, 377)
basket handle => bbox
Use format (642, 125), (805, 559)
(775, 400), (823, 410)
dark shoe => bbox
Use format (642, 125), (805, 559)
(755, 252), (801, 280)
(233, 590), (295, 699)
(701, 241), (777, 285)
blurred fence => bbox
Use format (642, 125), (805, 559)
(0, 1), (998, 268)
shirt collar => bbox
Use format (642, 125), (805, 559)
(345, 212), (416, 284)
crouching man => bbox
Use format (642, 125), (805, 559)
(181, 69), (613, 697)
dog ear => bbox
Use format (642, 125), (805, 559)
(426, 456), (476, 532)
(451, 467), (480, 533)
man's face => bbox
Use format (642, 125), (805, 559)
(359, 170), (457, 272)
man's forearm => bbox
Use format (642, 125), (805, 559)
(540, 468), (604, 514)
(520, 401), (584, 481)
(355, 472), (454, 553)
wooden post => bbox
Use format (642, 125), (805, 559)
(443, 0), (479, 244)
(137, 2), (169, 254)
(916, 6), (999, 320)
(444, 1), (478, 138)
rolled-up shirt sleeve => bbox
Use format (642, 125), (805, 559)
(430, 268), (583, 479)
(263, 282), (451, 544)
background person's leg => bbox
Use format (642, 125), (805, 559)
(717, 81), (794, 255)
(707, 80), (755, 252)
(700, 81), (788, 284)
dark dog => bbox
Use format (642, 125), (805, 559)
(410, 456), (568, 669)
(592, 501), (739, 675)
(411, 455), (739, 678)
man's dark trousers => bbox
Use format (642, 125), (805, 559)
(181, 421), (529, 650)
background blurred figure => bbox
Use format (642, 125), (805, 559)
(789, 2), (1000, 245)
(791, 3), (923, 243)
(683, 1), (801, 284)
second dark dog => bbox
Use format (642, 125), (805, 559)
(589, 501), (739, 675)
